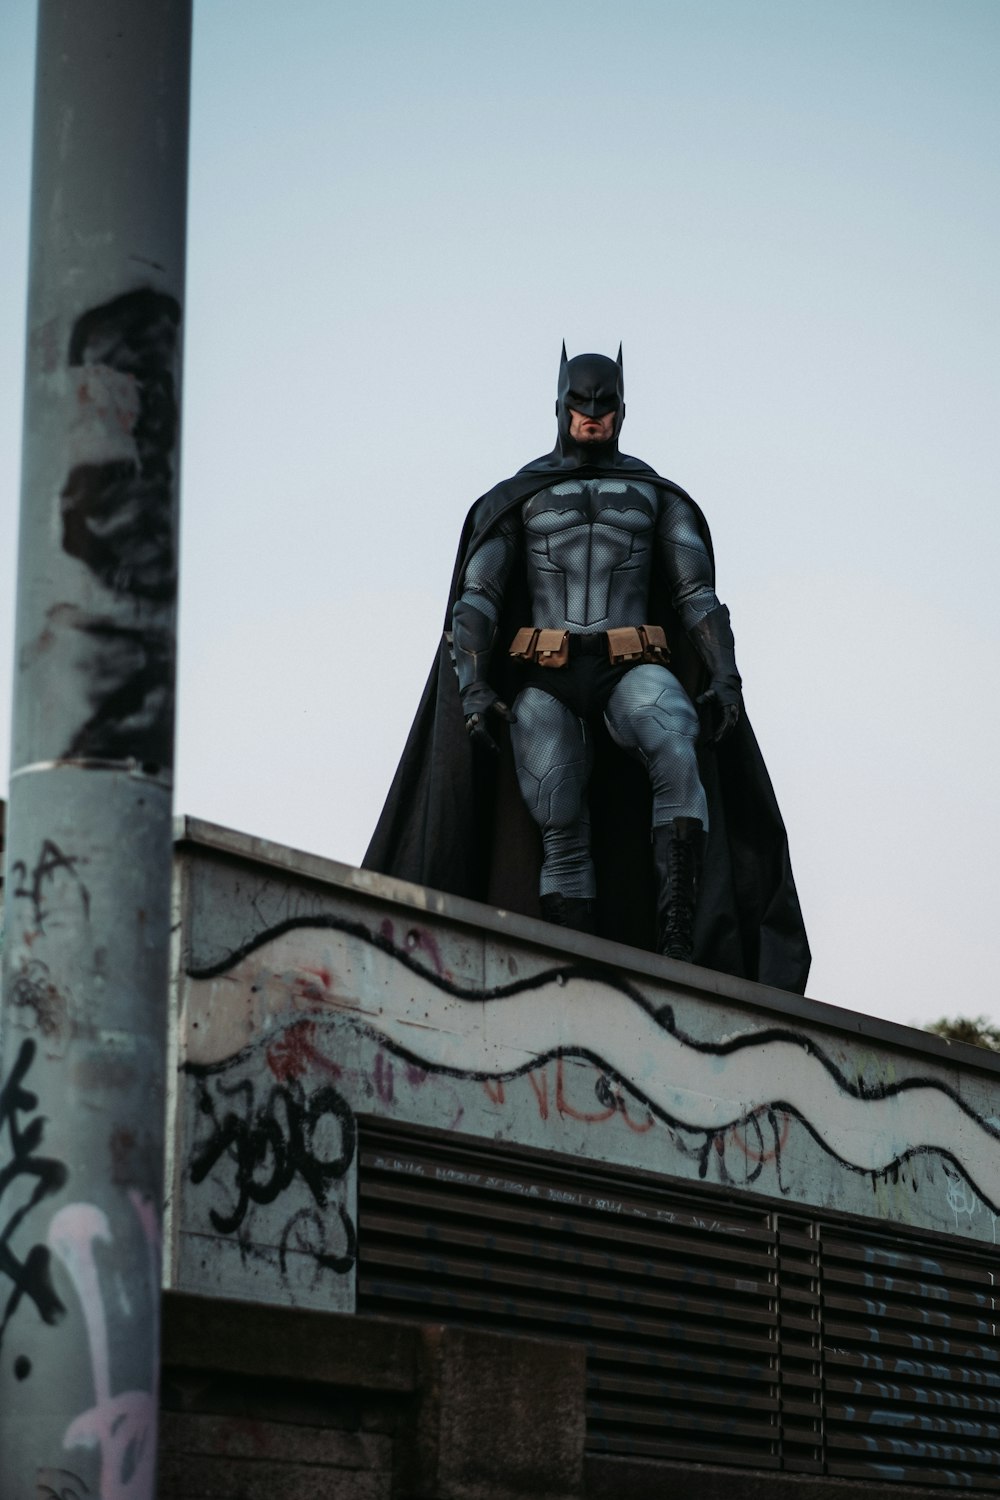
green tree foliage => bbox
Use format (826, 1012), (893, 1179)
(925, 1015), (1000, 1052)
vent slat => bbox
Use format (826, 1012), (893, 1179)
(590, 1372), (779, 1412)
(589, 1431), (781, 1467)
(362, 1244), (774, 1327)
(360, 1208), (773, 1296)
(359, 1177), (774, 1265)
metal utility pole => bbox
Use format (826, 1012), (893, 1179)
(0, 5), (191, 1497)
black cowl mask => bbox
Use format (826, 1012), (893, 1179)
(555, 344), (625, 463)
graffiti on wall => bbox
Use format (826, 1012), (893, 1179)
(59, 287), (180, 771)
(48, 1193), (160, 1500)
(0, 1038), (69, 1367)
(181, 914), (1000, 1247)
(188, 1067), (357, 1278)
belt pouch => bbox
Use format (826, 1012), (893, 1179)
(607, 626), (645, 665)
(535, 628), (570, 668)
(509, 627), (539, 660)
(639, 624), (670, 664)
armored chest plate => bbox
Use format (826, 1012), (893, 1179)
(522, 478), (659, 630)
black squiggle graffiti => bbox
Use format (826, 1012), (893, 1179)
(185, 912), (1000, 1218)
(279, 1204), (357, 1276)
(36, 1468), (90, 1500)
(184, 913), (1000, 1130)
(60, 287), (180, 770)
(8, 959), (67, 1038)
(189, 1073), (356, 1272)
(0, 1040), (68, 1356)
(11, 840), (90, 931)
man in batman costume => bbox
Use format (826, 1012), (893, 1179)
(364, 347), (810, 994)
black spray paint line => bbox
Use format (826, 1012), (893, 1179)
(278, 1204), (357, 1277)
(60, 287), (180, 771)
(62, 288), (179, 602)
(185, 912), (1000, 1136)
(10, 839), (90, 931)
(36, 1468), (90, 1500)
(63, 615), (173, 767)
(0, 1039), (69, 1358)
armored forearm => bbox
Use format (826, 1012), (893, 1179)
(451, 519), (518, 748)
(452, 598), (498, 704)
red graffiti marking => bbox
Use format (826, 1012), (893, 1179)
(405, 1063), (428, 1088)
(266, 1019), (342, 1084)
(482, 1078), (506, 1105)
(728, 1110), (790, 1164)
(302, 965), (332, 989)
(291, 965), (334, 1007)
(553, 1059), (653, 1132)
(555, 1057), (616, 1123)
(527, 1067), (549, 1121)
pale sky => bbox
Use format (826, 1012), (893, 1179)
(1, 1), (998, 1029)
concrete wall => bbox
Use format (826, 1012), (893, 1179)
(160, 1292), (585, 1500)
(165, 817), (1000, 1313)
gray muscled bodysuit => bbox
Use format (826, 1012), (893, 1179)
(456, 477), (721, 900)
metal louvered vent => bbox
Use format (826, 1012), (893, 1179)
(821, 1229), (1000, 1490)
(355, 1120), (1000, 1487)
(356, 1121), (780, 1470)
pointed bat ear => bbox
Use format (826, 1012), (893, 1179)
(616, 342), (623, 368)
(561, 339), (568, 366)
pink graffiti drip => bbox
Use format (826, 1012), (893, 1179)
(373, 1050), (395, 1103)
(411, 929), (452, 980)
(47, 1193), (161, 1500)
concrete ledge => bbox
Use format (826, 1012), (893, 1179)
(585, 1455), (990, 1500)
(161, 1293), (587, 1500)
(163, 1290), (421, 1392)
(173, 812), (1000, 1076)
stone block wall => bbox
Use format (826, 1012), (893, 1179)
(159, 1291), (586, 1500)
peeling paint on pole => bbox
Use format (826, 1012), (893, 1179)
(0, 5), (191, 1497)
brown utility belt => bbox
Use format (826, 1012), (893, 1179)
(509, 625), (669, 669)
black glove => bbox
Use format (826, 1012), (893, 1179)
(461, 681), (516, 754)
(696, 681), (740, 745)
(689, 604), (742, 746)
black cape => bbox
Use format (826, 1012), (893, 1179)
(364, 450), (811, 994)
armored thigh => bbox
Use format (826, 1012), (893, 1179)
(510, 685), (595, 899)
(603, 664), (708, 829)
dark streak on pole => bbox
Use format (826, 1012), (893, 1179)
(0, 5), (191, 1496)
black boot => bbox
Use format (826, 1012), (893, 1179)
(652, 819), (706, 961)
(540, 893), (597, 935)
